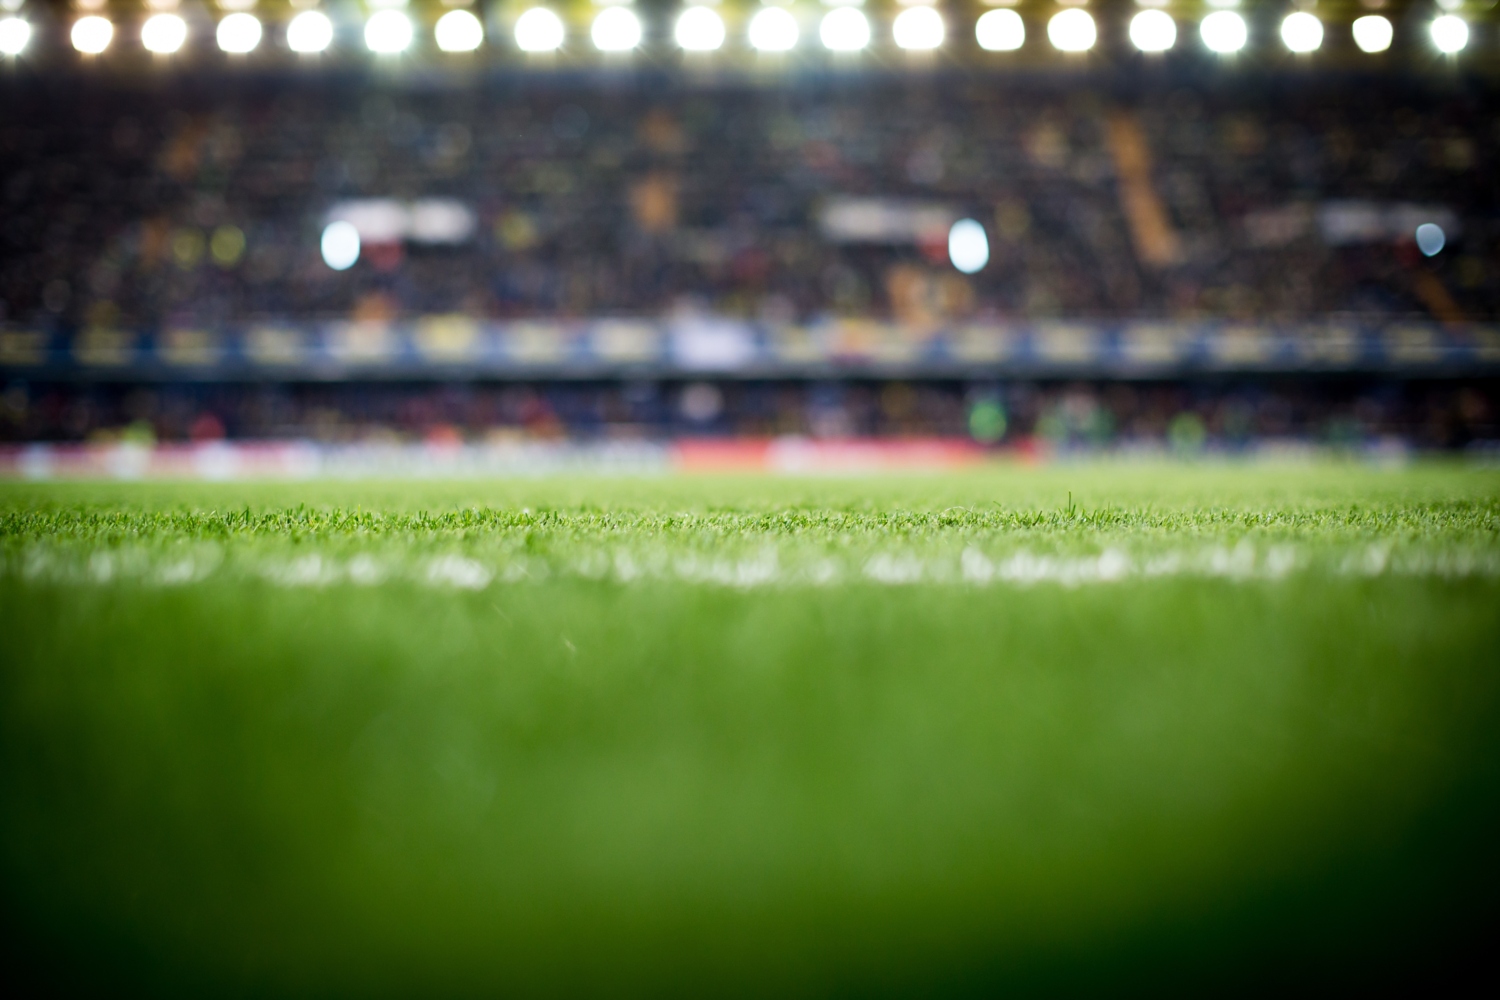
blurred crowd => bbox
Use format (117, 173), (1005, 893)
(1, 69), (1497, 328)
(3, 377), (1495, 453)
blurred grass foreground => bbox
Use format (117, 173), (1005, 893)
(2, 463), (1499, 995)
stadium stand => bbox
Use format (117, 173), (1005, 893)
(0, 1), (1496, 451)
(2, 73), (1497, 324)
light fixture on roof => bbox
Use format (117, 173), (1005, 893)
(1351, 14), (1391, 53)
(975, 9), (1023, 51)
(71, 15), (113, 54)
(514, 8), (564, 52)
(286, 10), (333, 53)
(675, 6), (726, 52)
(748, 6), (798, 52)
(216, 13), (262, 53)
(1047, 9), (1095, 52)
(142, 13), (188, 53)
(435, 9), (483, 51)
(0, 16), (29, 56)
(892, 7), (943, 51)
(1199, 10), (1246, 53)
(591, 7), (642, 51)
(365, 10), (413, 54)
(819, 7), (870, 51)
(1430, 15), (1468, 54)
(1128, 10), (1175, 52)
(1280, 12), (1322, 53)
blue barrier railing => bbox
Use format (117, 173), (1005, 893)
(2, 317), (1497, 379)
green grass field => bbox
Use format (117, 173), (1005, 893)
(3, 463), (1499, 994)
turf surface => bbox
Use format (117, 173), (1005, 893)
(2, 463), (1499, 994)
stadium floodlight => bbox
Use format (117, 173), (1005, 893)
(286, 11), (333, 53)
(1280, 12), (1322, 53)
(0, 17), (29, 56)
(1430, 15), (1468, 54)
(365, 11), (413, 54)
(216, 13), (262, 53)
(71, 16), (113, 54)
(892, 7), (943, 51)
(435, 10), (483, 52)
(321, 221), (361, 271)
(1129, 10), (1175, 53)
(142, 13), (188, 54)
(514, 8), (564, 52)
(948, 219), (989, 275)
(748, 7), (798, 52)
(1351, 15), (1392, 54)
(1415, 223), (1446, 257)
(1199, 11), (1247, 54)
(675, 7), (726, 52)
(1047, 10), (1096, 53)
(819, 8), (870, 52)
(591, 7), (642, 52)
(974, 10), (1024, 52)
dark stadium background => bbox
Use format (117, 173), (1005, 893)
(0, 0), (1496, 460)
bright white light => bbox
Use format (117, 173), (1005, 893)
(287, 11), (333, 53)
(1200, 11), (1247, 54)
(949, 220), (989, 275)
(435, 9), (483, 52)
(1047, 10), (1096, 52)
(892, 7), (943, 51)
(1280, 12), (1322, 53)
(975, 10), (1024, 52)
(0, 17), (29, 56)
(1431, 15), (1468, 54)
(1415, 223), (1446, 256)
(1351, 15), (1392, 54)
(321, 221), (361, 271)
(820, 8), (870, 52)
(142, 13), (187, 54)
(1129, 10), (1175, 52)
(514, 8), (564, 52)
(592, 7), (641, 51)
(71, 16), (113, 54)
(216, 13), (262, 53)
(365, 10), (412, 54)
(748, 7), (798, 52)
(675, 7), (725, 52)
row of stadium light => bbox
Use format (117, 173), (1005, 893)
(0, 9), (1479, 59)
